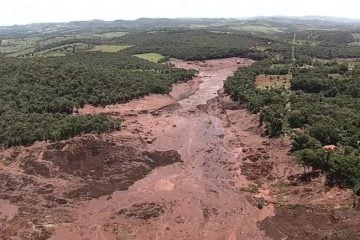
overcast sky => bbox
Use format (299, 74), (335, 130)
(1, 0), (359, 26)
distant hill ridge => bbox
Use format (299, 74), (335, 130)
(1, 16), (360, 38)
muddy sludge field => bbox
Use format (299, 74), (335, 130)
(1, 58), (359, 240)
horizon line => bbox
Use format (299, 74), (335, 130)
(1, 15), (360, 28)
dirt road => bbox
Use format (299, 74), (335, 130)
(1, 58), (358, 240)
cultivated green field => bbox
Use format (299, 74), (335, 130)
(90, 44), (132, 52)
(230, 24), (282, 33)
(5, 47), (36, 57)
(352, 33), (360, 40)
(349, 33), (360, 46)
(33, 43), (90, 56)
(97, 32), (127, 38)
(0, 37), (39, 54)
(134, 53), (165, 63)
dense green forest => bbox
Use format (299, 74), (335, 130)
(0, 53), (194, 146)
(290, 66), (360, 192)
(120, 29), (268, 60)
(225, 59), (360, 193)
(13, 29), (271, 60)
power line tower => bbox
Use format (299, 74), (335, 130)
(291, 33), (296, 63)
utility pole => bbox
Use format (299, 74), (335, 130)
(291, 33), (296, 63)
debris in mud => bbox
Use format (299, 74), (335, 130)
(145, 137), (156, 144)
(0, 136), (184, 239)
(205, 148), (214, 153)
(0, 208), (56, 240)
(41, 138), (182, 199)
(241, 161), (274, 181)
(117, 202), (165, 220)
(22, 161), (51, 178)
(246, 195), (266, 210)
(243, 152), (270, 162)
(260, 205), (360, 240)
(0, 173), (36, 202)
(202, 206), (219, 219)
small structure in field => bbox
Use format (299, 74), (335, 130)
(322, 145), (337, 151)
(255, 74), (292, 90)
(0, 39), (9, 45)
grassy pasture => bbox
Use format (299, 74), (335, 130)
(313, 58), (332, 64)
(6, 47), (36, 57)
(0, 37), (39, 54)
(36, 32), (126, 47)
(189, 24), (208, 29)
(32, 43), (91, 57)
(230, 25), (282, 33)
(36, 52), (66, 57)
(336, 58), (360, 68)
(349, 33), (360, 46)
(98, 32), (127, 38)
(352, 33), (360, 40)
(255, 74), (292, 90)
(348, 42), (360, 46)
(0, 44), (26, 53)
(134, 53), (165, 63)
(342, 61), (360, 70)
(38, 36), (77, 46)
(90, 45), (132, 52)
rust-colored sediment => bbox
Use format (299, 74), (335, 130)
(1, 58), (359, 240)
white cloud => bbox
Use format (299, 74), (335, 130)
(1, 0), (359, 26)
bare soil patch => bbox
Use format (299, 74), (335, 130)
(77, 94), (177, 116)
(255, 74), (292, 89)
(0, 135), (182, 239)
(260, 206), (360, 240)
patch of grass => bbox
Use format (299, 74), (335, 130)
(292, 40), (318, 46)
(336, 58), (360, 70)
(328, 73), (344, 79)
(134, 53), (165, 63)
(345, 62), (360, 70)
(5, 47), (36, 57)
(90, 45), (132, 53)
(0, 37), (39, 54)
(348, 42), (360, 47)
(230, 25), (282, 33)
(33, 43), (91, 57)
(313, 58), (332, 64)
(255, 74), (292, 90)
(189, 24), (208, 29)
(271, 64), (286, 69)
(352, 33), (360, 40)
(98, 32), (127, 38)
(35, 52), (66, 57)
